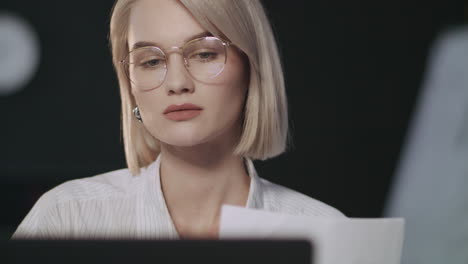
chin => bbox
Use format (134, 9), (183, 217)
(158, 129), (212, 148)
(164, 138), (207, 148)
(153, 120), (239, 150)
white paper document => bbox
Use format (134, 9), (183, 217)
(219, 205), (404, 264)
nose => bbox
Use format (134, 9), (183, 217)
(164, 52), (195, 95)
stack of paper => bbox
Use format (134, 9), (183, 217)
(219, 205), (404, 264)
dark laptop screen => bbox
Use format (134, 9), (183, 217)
(2, 239), (313, 264)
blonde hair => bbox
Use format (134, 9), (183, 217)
(109, 0), (289, 175)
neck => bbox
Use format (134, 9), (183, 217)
(159, 140), (250, 239)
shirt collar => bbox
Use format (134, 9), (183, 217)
(243, 157), (264, 209)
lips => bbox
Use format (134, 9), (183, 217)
(163, 103), (203, 121)
(163, 103), (203, 114)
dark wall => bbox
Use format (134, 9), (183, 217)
(1, 0), (465, 239)
(301, 0), (466, 217)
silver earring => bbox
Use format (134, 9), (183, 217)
(133, 106), (142, 122)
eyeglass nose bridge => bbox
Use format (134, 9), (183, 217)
(163, 46), (189, 67)
(158, 46), (194, 89)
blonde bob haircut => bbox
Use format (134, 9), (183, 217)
(109, 0), (289, 175)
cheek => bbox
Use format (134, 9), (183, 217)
(216, 50), (249, 101)
(133, 90), (166, 131)
(208, 53), (249, 127)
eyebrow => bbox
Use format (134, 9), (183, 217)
(131, 31), (213, 50)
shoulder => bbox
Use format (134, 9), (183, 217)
(11, 167), (141, 239)
(41, 167), (140, 205)
(259, 178), (346, 218)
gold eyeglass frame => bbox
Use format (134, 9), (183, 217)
(119, 36), (232, 90)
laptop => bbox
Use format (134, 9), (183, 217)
(2, 239), (313, 264)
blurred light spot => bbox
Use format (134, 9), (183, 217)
(0, 11), (40, 96)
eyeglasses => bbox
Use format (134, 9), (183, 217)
(120, 36), (231, 91)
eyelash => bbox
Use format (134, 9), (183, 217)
(190, 52), (218, 61)
(141, 59), (163, 68)
(137, 51), (219, 69)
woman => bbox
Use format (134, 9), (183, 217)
(12, 0), (344, 240)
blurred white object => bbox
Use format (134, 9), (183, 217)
(220, 205), (404, 264)
(385, 26), (468, 264)
(0, 11), (40, 95)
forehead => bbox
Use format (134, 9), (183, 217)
(128, 0), (206, 48)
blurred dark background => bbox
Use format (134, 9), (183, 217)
(0, 0), (466, 240)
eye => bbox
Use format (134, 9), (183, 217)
(199, 52), (216, 59)
(191, 52), (218, 62)
(140, 59), (164, 68)
(145, 59), (160, 66)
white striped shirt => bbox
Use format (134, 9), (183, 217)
(12, 156), (345, 239)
